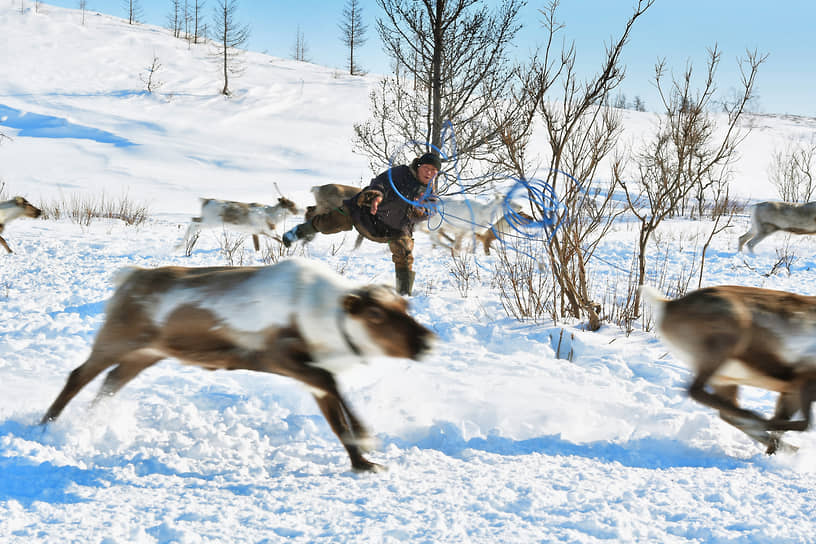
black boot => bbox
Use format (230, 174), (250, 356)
(395, 267), (415, 296)
(282, 222), (317, 247)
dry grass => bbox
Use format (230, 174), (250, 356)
(38, 191), (149, 226)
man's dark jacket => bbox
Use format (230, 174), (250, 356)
(345, 165), (435, 240)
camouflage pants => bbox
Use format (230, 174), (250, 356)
(310, 206), (414, 268)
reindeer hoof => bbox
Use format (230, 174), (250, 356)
(343, 431), (378, 453)
(765, 438), (799, 455)
(352, 459), (387, 473)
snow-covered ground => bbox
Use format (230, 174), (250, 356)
(3, 4), (816, 543)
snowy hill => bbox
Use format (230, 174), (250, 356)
(3, 4), (816, 543)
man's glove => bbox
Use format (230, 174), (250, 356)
(357, 190), (384, 208)
(408, 205), (430, 219)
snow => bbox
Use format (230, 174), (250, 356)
(3, 3), (816, 543)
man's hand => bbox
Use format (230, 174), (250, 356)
(408, 205), (429, 219)
(370, 196), (383, 215)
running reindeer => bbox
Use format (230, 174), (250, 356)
(0, 196), (42, 253)
(641, 284), (816, 454)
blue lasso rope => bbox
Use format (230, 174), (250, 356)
(383, 121), (580, 266)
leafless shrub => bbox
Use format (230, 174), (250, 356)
(259, 238), (305, 265)
(617, 47), (765, 315)
(492, 240), (554, 323)
(0, 180), (7, 200)
(741, 235), (798, 277)
(603, 229), (699, 333)
(768, 244), (798, 276)
(769, 136), (816, 202)
(218, 230), (245, 265)
(182, 230), (200, 257)
(489, 0), (654, 331)
(37, 192), (149, 226)
(140, 55), (164, 93)
(449, 252), (479, 298)
(329, 234), (351, 257)
(600, 250), (640, 333)
(696, 179), (741, 288)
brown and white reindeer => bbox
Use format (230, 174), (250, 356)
(419, 193), (523, 255)
(640, 284), (816, 454)
(473, 210), (536, 255)
(304, 183), (364, 248)
(738, 201), (816, 253)
(177, 197), (300, 253)
(41, 257), (434, 472)
(0, 196), (42, 253)
(304, 183), (361, 222)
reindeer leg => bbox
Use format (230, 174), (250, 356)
(745, 224), (777, 253)
(718, 412), (797, 454)
(710, 385), (796, 454)
(42, 350), (120, 423)
(288, 365), (380, 472)
(252, 335), (381, 472)
(759, 390), (804, 454)
(767, 381), (816, 433)
(0, 234), (12, 253)
(92, 353), (164, 403)
(689, 367), (771, 426)
(312, 393), (383, 473)
(252, 234), (260, 252)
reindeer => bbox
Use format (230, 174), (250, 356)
(420, 194), (524, 255)
(738, 201), (816, 253)
(305, 184), (361, 222)
(177, 197), (300, 253)
(41, 257), (434, 472)
(0, 196), (42, 253)
(474, 210), (536, 255)
(641, 284), (816, 454)
(304, 183), (364, 248)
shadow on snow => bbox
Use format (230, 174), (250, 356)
(0, 103), (134, 148)
(393, 421), (753, 471)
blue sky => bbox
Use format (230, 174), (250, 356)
(39, 0), (816, 117)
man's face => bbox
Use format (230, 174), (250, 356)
(417, 164), (439, 185)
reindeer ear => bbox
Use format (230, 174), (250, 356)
(342, 294), (364, 315)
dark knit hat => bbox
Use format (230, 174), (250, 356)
(416, 152), (442, 170)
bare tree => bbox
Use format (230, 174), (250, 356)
(211, 0), (250, 96)
(491, 0), (654, 331)
(355, 0), (524, 183)
(168, 0), (182, 37)
(78, 0), (87, 24)
(291, 25), (311, 62)
(697, 181), (741, 288)
(617, 47), (766, 313)
(122, 0), (143, 25)
(339, 0), (368, 76)
(192, 0), (206, 43)
(140, 55), (164, 93)
(770, 136), (816, 202)
(183, 0), (191, 40)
